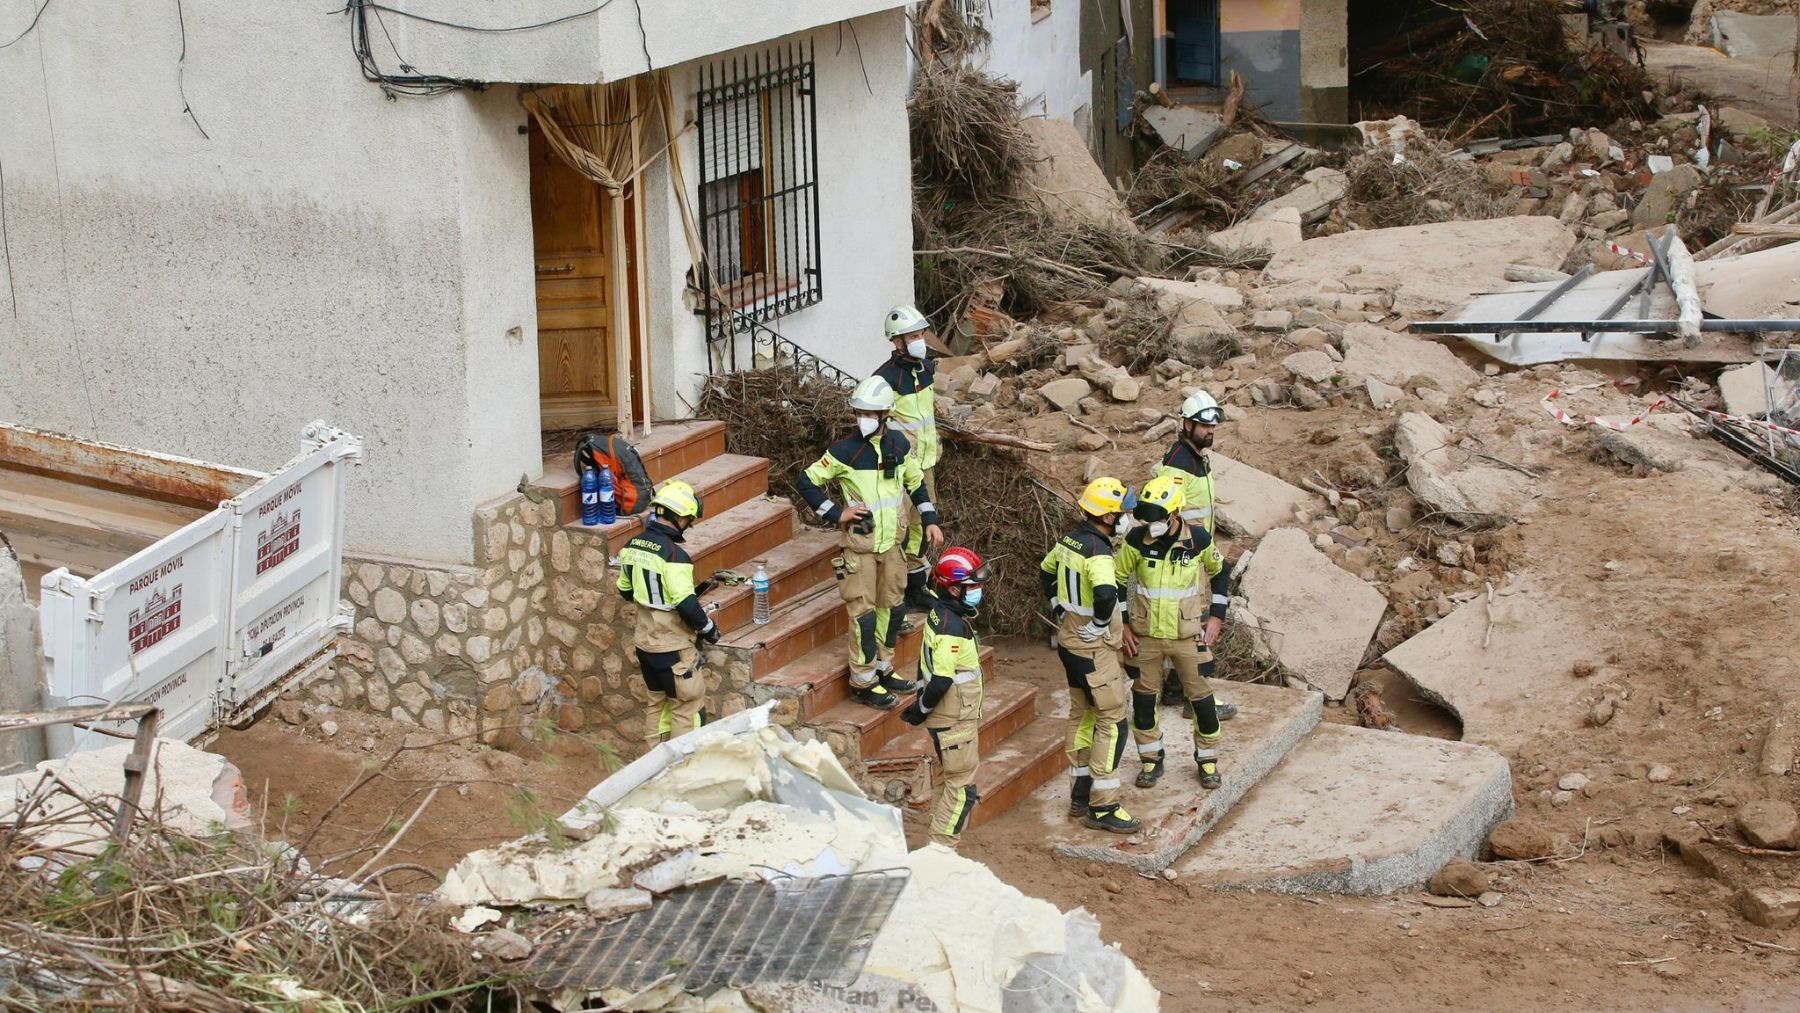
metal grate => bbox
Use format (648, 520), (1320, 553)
(528, 870), (909, 995)
(696, 40), (823, 363)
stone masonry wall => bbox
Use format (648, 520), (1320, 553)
(305, 486), (755, 757)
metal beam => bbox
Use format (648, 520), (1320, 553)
(1412, 319), (1800, 334)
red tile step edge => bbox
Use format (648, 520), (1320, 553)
(870, 676), (1039, 765)
(812, 645), (1001, 758)
(679, 497), (795, 581)
(754, 624), (931, 720)
(719, 582), (848, 676)
(966, 717), (1069, 831)
(699, 528), (839, 631)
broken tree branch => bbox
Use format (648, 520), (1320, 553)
(941, 424), (1056, 453)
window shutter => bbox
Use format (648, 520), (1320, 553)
(704, 96), (763, 179)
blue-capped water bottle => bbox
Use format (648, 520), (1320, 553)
(752, 562), (771, 625)
(580, 465), (601, 526)
(596, 464), (617, 525)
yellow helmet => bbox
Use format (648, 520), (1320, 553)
(1078, 477), (1129, 518)
(1133, 474), (1185, 523)
(651, 479), (704, 520)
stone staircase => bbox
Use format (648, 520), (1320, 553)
(536, 420), (1066, 830)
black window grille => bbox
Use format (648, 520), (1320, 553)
(696, 41), (823, 348)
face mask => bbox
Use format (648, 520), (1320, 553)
(1147, 521), (1170, 539)
(963, 587), (983, 607)
(857, 416), (880, 437)
(905, 337), (928, 359)
(1113, 516), (1129, 537)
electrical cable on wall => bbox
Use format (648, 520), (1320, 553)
(341, 0), (619, 98)
(0, 0), (53, 50)
(173, 0), (209, 139)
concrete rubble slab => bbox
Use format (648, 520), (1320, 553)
(1718, 362), (1779, 418)
(1142, 106), (1225, 156)
(1384, 577), (1599, 754)
(1209, 207), (1303, 257)
(1016, 681), (1322, 873)
(1019, 119), (1136, 232)
(1135, 275), (1246, 312)
(1699, 242), (1800, 321)
(1255, 167), (1349, 223)
(1209, 453), (1319, 540)
(1239, 528), (1388, 701)
(1263, 216), (1577, 318)
(1394, 412), (1533, 525)
(1590, 413), (1791, 495)
(1177, 724), (1515, 895)
(1713, 12), (1798, 59)
(1340, 323), (1480, 394)
(0, 738), (252, 854)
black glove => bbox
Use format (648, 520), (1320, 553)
(900, 698), (930, 726)
(700, 621), (722, 645)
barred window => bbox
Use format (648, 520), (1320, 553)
(696, 41), (822, 344)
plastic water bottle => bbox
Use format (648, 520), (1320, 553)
(580, 466), (601, 526)
(596, 464), (617, 525)
(752, 563), (771, 625)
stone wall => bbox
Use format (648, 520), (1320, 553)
(307, 487), (756, 756)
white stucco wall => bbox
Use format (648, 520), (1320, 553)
(0, 0), (540, 565)
(379, 0), (907, 83)
(972, 0), (1092, 123)
(639, 9), (916, 414)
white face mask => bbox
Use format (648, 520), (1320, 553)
(1147, 521), (1170, 539)
(1113, 516), (1129, 537)
(905, 337), (928, 359)
(857, 416), (880, 437)
(963, 587), (983, 607)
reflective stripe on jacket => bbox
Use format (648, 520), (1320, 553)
(1155, 440), (1217, 536)
(1115, 524), (1230, 640)
(1038, 525), (1117, 619)
(614, 520), (710, 651)
(795, 431), (938, 553)
(876, 354), (939, 470)
(917, 597), (983, 724)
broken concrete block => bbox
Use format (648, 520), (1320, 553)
(1142, 106), (1225, 157)
(943, 363), (979, 396)
(1736, 800), (1800, 850)
(1342, 324), (1480, 396)
(1738, 887), (1800, 929)
(1255, 167), (1350, 223)
(1594, 414), (1697, 473)
(1631, 163), (1704, 228)
(1717, 362), (1777, 418)
(1019, 118), (1136, 232)
(1137, 275), (1247, 312)
(1076, 432), (1109, 451)
(1238, 528), (1387, 701)
(1393, 412), (1529, 525)
(1209, 453), (1318, 540)
(966, 372), (1001, 402)
(1263, 217), (1577, 318)
(1254, 309), (1294, 331)
(482, 928), (533, 961)
(986, 336), (1029, 365)
(1281, 350), (1337, 384)
(1041, 377), (1093, 411)
(1717, 105), (1773, 138)
(1143, 417), (1179, 444)
(1210, 207), (1304, 257)
(1366, 377), (1405, 410)
(584, 886), (654, 920)
(1108, 375), (1141, 402)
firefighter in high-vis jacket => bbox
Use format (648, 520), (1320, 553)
(796, 376), (944, 711)
(874, 305), (942, 614)
(900, 546), (990, 848)
(1116, 475), (1233, 790)
(1150, 389), (1238, 721)
(614, 480), (721, 748)
(1040, 477), (1140, 834)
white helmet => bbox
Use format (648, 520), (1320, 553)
(848, 375), (898, 412)
(1180, 390), (1225, 425)
(884, 304), (930, 339)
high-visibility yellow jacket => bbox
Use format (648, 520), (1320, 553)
(1154, 439), (1217, 536)
(1115, 524), (1231, 641)
(1039, 522), (1119, 649)
(795, 430), (938, 553)
(614, 519), (714, 652)
(875, 353), (939, 471)
(915, 596), (982, 729)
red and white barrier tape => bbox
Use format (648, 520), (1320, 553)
(1604, 241), (1652, 265)
(1542, 384), (1800, 438)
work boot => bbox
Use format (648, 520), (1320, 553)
(879, 670), (920, 696)
(1084, 804), (1142, 834)
(1196, 750), (1222, 789)
(852, 683), (899, 710)
(1135, 754), (1165, 789)
(1215, 701), (1238, 722)
(1068, 775), (1092, 817)
(904, 567), (934, 611)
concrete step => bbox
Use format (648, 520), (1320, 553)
(699, 527), (839, 632)
(1176, 723), (1514, 895)
(814, 645), (1002, 759)
(966, 716), (1070, 832)
(755, 625), (927, 720)
(719, 582), (847, 676)
(560, 452), (769, 541)
(1013, 680), (1325, 873)
(872, 671), (1035, 762)
(681, 497), (796, 582)
(540, 420), (729, 520)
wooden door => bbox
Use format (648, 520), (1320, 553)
(530, 125), (618, 430)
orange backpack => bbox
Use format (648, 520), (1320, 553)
(573, 433), (655, 515)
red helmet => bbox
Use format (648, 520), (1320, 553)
(931, 547), (989, 589)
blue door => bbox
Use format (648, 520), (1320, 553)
(1167, 0), (1221, 86)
